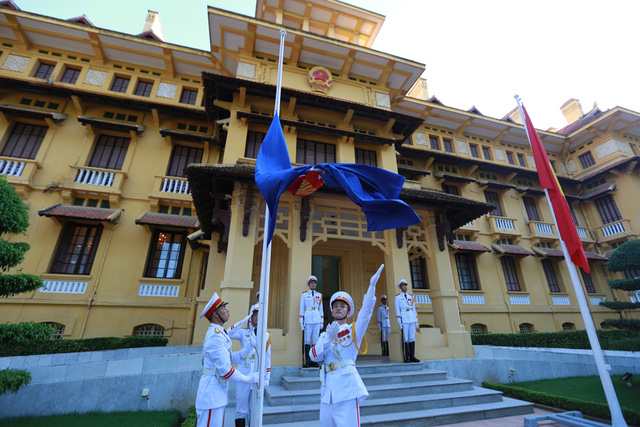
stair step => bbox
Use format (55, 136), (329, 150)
(264, 396), (533, 426)
(282, 368), (448, 390)
(263, 387), (510, 424)
(267, 378), (476, 406)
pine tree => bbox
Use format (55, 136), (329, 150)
(600, 239), (640, 331)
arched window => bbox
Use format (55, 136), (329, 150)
(518, 323), (533, 333)
(470, 323), (487, 335)
(42, 322), (65, 340)
(562, 322), (575, 331)
(134, 323), (165, 337)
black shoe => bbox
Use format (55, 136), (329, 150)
(303, 344), (311, 368)
(310, 361), (319, 368)
(403, 342), (410, 363)
(235, 419), (246, 427)
(409, 342), (420, 363)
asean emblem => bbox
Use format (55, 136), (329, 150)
(308, 66), (333, 94)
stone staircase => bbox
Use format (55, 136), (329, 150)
(260, 360), (533, 426)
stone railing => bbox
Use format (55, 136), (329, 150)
(414, 293), (432, 304)
(509, 295), (530, 305)
(39, 280), (88, 294)
(461, 294), (485, 304)
(598, 219), (630, 239)
(67, 165), (126, 193)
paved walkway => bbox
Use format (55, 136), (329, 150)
(444, 406), (567, 426)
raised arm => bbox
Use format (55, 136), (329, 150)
(354, 264), (384, 346)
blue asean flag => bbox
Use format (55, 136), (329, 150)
(255, 114), (421, 245)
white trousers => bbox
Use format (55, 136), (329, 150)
(197, 407), (224, 427)
(304, 322), (321, 345)
(235, 381), (252, 419)
(402, 323), (416, 343)
(320, 398), (361, 426)
(380, 327), (390, 343)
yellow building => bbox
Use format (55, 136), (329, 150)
(1, 0), (638, 366)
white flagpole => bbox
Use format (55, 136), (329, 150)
(252, 28), (287, 427)
(515, 95), (627, 426)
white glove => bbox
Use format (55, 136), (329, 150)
(238, 345), (251, 359)
(365, 264), (385, 300)
(300, 321), (304, 331)
(398, 320), (403, 329)
(264, 378), (270, 387)
(249, 335), (257, 349)
(230, 370), (259, 384)
(325, 321), (340, 344)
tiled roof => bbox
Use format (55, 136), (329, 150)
(531, 247), (564, 258)
(579, 156), (639, 182)
(556, 107), (604, 136)
(585, 251), (608, 261)
(38, 204), (122, 222)
(580, 182), (615, 200)
(135, 212), (199, 229)
(491, 244), (535, 256)
(448, 240), (491, 252)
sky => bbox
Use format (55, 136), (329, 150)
(15, 0), (640, 131)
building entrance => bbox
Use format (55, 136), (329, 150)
(312, 255), (341, 328)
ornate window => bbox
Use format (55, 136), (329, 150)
(134, 324), (165, 337)
(88, 135), (130, 170)
(35, 63), (54, 80)
(110, 76), (130, 93)
(594, 195), (622, 225)
(134, 80), (153, 97)
(455, 253), (480, 290)
(145, 230), (187, 279)
(580, 268), (596, 293)
(1, 122), (47, 159)
(519, 323), (533, 333)
(542, 259), (561, 292)
(501, 256), (521, 291)
(562, 322), (575, 331)
(484, 191), (503, 217)
(523, 197), (540, 221)
(409, 256), (428, 289)
(61, 67), (81, 84)
(180, 88), (198, 105)
(578, 151), (596, 169)
(51, 223), (103, 275)
(167, 145), (203, 178)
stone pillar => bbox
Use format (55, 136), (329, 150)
(280, 197), (313, 366)
(423, 218), (474, 358)
(383, 229), (411, 363)
(219, 183), (259, 328)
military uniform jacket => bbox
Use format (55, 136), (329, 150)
(195, 323), (243, 410)
(377, 305), (390, 329)
(309, 292), (376, 404)
(299, 290), (324, 324)
(395, 292), (418, 325)
(228, 325), (272, 380)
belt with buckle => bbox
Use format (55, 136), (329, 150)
(308, 307), (316, 310)
(404, 309), (411, 311)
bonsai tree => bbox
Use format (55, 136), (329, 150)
(0, 176), (45, 395)
(600, 239), (640, 331)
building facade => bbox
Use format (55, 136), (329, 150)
(0, 0), (638, 366)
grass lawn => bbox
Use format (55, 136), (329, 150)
(0, 410), (181, 427)
(514, 375), (640, 411)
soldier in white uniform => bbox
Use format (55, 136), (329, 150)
(299, 275), (323, 367)
(376, 295), (391, 356)
(394, 279), (420, 363)
(195, 292), (259, 427)
(228, 303), (272, 427)
(309, 264), (384, 426)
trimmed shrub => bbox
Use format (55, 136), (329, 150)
(182, 405), (197, 427)
(0, 322), (53, 344)
(0, 369), (31, 395)
(607, 337), (640, 351)
(471, 329), (640, 350)
(482, 381), (640, 426)
(0, 336), (168, 357)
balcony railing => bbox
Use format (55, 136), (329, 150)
(66, 165), (126, 194)
(414, 293), (432, 304)
(487, 216), (519, 238)
(160, 177), (190, 194)
(551, 296), (571, 305)
(75, 168), (115, 186)
(598, 219), (630, 239)
(0, 159), (25, 176)
(509, 295), (530, 305)
(527, 221), (556, 239)
(461, 294), (485, 304)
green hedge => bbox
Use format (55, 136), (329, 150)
(482, 381), (640, 426)
(471, 329), (640, 349)
(0, 322), (53, 344)
(601, 318), (640, 332)
(0, 369), (31, 395)
(607, 338), (640, 351)
(0, 336), (168, 357)
(182, 405), (196, 427)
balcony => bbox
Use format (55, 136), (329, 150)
(487, 215), (519, 240)
(527, 220), (557, 240)
(576, 226), (595, 243)
(149, 175), (192, 202)
(596, 219), (638, 243)
(64, 165), (127, 194)
(0, 157), (41, 196)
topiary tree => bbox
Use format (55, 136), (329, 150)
(0, 176), (44, 395)
(0, 176), (43, 297)
(600, 239), (640, 331)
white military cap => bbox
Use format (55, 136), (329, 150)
(200, 292), (228, 319)
(381, 295), (387, 300)
(249, 303), (259, 316)
(330, 291), (354, 318)
(397, 279), (408, 289)
(307, 275), (318, 286)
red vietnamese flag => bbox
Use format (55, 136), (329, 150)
(521, 105), (590, 273)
